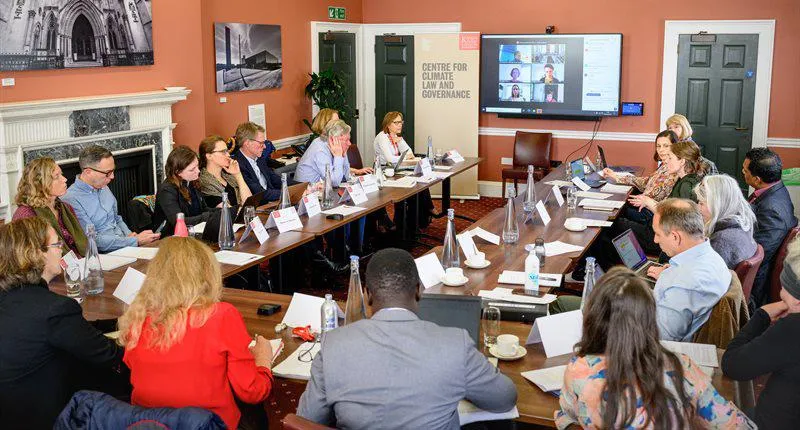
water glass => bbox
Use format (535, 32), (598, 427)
(482, 306), (501, 347)
(187, 225), (203, 240)
(434, 148), (444, 165)
(566, 186), (578, 212)
(243, 206), (256, 225)
(63, 265), (83, 299)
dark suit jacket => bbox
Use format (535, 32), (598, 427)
(232, 149), (282, 204)
(0, 281), (124, 429)
(152, 181), (212, 236)
(751, 181), (798, 306)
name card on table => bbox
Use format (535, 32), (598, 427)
(60, 250), (80, 272)
(241, 216), (270, 245)
(265, 207), (304, 233)
(414, 253), (446, 289)
(552, 185), (564, 206)
(339, 184), (368, 205)
(535, 200), (551, 226)
(527, 310), (583, 358)
(446, 149), (465, 163)
(297, 194), (322, 218)
(456, 232), (479, 260)
(469, 227), (501, 245)
(357, 175), (380, 194)
(414, 158), (434, 176)
(571, 176), (591, 191)
(113, 267), (146, 305)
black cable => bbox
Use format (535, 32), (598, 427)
(562, 117), (602, 167)
(581, 117), (603, 161)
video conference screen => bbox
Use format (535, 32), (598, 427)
(480, 34), (622, 118)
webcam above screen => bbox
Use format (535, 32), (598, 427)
(620, 102), (644, 116)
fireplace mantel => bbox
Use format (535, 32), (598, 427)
(0, 89), (191, 220)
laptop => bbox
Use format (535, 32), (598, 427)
(569, 159), (606, 188)
(418, 294), (482, 347)
(392, 149), (416, 172)
(611, 228), (662, 283)
(597, 146), (636, 173)
(233, 190), (267, 224)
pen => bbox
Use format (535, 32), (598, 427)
(541, 276), (559, 282)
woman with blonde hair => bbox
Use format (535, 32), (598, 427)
(666, 113), (718, 174)
(12, 157), (87, 257)
(119, 237), (274, 429)
(0, 217), (124, 429)
(310, 107), (340, 136)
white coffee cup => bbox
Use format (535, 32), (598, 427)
(564, 217), (586, 232)
(467, 251), (486, 266)
(496, 334), (519, 357)
(384, 167), (395, 177)
(444, 267), (464, 284)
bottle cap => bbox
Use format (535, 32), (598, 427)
(325, 293), (333, 300)
(177, 212), (185, 219)
(350, 255), (359, 261)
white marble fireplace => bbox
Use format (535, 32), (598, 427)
(0, 89), (190, 221)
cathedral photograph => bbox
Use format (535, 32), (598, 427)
(0, 0), (153, 71)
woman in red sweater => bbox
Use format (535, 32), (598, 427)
(119, 237), (273, 428)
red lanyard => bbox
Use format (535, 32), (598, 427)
(388, 133), (399, 156)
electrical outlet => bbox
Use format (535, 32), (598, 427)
(1, 78), (15, 87)
(219, 97), (227, 103)
(500, 157), (513, 165)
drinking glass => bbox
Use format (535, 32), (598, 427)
(482, 306), (501, 347)
(187, 225), (203, 240)
(566, 186), (578, 212)
(63, 264), (83, 300)
(434, 148), (444, 165)
(243, 206), (256, 225)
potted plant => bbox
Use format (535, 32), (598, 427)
(303, 68), (352, 143)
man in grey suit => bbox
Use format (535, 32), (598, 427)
(297, 248), (517, 429)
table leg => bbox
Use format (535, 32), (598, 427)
(433, 177), (476, 222)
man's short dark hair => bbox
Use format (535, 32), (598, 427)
(365, 248), (419, 303)
(544, 63), (554, 70)
(745, 147), (782, 183)
(655, 198), (705, 238)
(78, 145), (113, 169)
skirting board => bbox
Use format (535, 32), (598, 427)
(478, 181), (505, 198)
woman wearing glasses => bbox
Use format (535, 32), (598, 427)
(12, 157), (88, 257)
(119, 237), (274, 430)
(197, 135), (252, 208)
(374, 111), (418, 165)
(0, 218), (125, 429)
(152, 146), (214, 236)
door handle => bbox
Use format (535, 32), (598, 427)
(353, 109), (360, 119)
(735, 127), (749, 131)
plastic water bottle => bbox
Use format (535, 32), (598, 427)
(218, 192), (234, 250)
(373, 154), (384, 189)
(523, 165), (537, 213)
(502, 184), (519, 244)
(344, 256), (366, 325)
(321, 164), (337, 210)
(320, 293), (338, 335)
(174, 212), (189, 237)
(82, 224), (104, 295)
(440, 209), (460, 269)
(580, 257), (597, 310)
(278, 173), (291, 209)
(426, 136), (434, 165)
(524, 244), (540, 292)
(533, 237), (546, 266)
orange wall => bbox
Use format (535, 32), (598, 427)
(0, 0), (207, 148)
(364, 0), (800, 180)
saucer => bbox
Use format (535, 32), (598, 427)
(440, 275), (469, 287)
(564, 218), (587, 232)
(489, 345), (527, 361)
(465, 259), (490, 269)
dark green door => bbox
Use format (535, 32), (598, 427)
(676, 34), (758, 188)
(318, 32), (358, 144)
(375, 35), (414, 150)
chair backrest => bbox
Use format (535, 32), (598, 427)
(126, 195), (156, 233)
(347, 144), (364, 169)
(282, 413), (334, 430)
(770, 226), (800, 302)
(513, 131), (552, 169)
(734, 244), (764, 302)
(693, 270), (749, 349)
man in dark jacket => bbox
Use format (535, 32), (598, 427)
(231, 122), (283, 204)
(744, 148), (798, 308)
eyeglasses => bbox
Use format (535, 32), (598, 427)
(297, 341), (320, 363)
(210, 149), (229, 154)
(47, 241), (63, 249)
(391, 120), (404, 125)
(248, 139), (267, 147)
(88, 166), (115, 177)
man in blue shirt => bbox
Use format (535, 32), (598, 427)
(648, 198), (730, 341)
(62, 145), (160, 253)
(294, 120), (372, 185)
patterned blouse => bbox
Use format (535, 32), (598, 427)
(616, 163), (678, 202)
(556, 354), (755, 429)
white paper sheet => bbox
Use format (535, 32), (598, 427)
(552, 185), (564, 206)
(571, 177), (591, 191)
(568, 218), (612, 228)
(543, 241), (584, 257)
(545, 180), (573, 187)
(272, 342), (319, 380)
(76, 254), (136, 274)
(415, 253), (446, 289)
(214, 250), (262, 266)
(496, 271), (563, 288)
(660, 340), (719, 368)
(478, 287), (558, 304)
(521, 365), (567, 393)
(578, 199), (624, 210)
(192, 222), (244, 234)
(108, 247), (159, 260)
(112, 267), (146, 305)
(469, 227), (500, 245)
(383, 177), (418, 188)
(458, 402), (519, 426)
(281, 293), (326, 332)
(600, 183), (633, 194)
(320, 205), (367, 216)
(247, 339), (285, 363)
(456, 233), (479, 260)
(535, 201), (551, 226)
(434, 165), (454, 171)
(575, 191), (613, 199)
(527, 310), (583, 358)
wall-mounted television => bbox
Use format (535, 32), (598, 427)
(480, 34), (622, 119)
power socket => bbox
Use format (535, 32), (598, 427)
(1, 78), (15, 87)
(219, 96), (227, 103)
(500, 157), (513, 165)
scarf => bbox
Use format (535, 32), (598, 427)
(34, 200), (88, 257)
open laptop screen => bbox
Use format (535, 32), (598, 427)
(597, 146), (608, 169)
(418, 294), (481, 347)
(569, 159), (585, 180)
(612, 229), (648, 270)
(392, 149), (410, 170)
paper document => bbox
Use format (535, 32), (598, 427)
(543, 241), (584, 257)
(112, 267), (146, 305)
(616, 171), (634, 177)
(521, 365), (567, 393)
(579, 199), (624, 210)
(109, 247), (159, 260)
(214, 250), (262, 266)
(478, 287), (557, 304)
(660, 340), (719, 368)
(77, 254), (136, 275)
(272, 342), (319, 380)
(570, 218), (612, 228)
(545, 180), (573, 187)
(192, 222), (244, 234)
(600, 183), (633, 194)
(527, 310), (583, 357)
(247, 339), (285, 362)
(497, 271), (563, 288)
(415, 253), (446, 289)
(458, 402), (519, 426)
(321, 205), (367, 216)
(282, 293), (327, 332)
(416, 175), (438, 184)
(575, 191), (612, 199)
(456, 233), (479, 260)
(434, 165), (453, 171)
(431, 171), (452, 179)
(383, 177), (417, 188)
(469, 227), (500, 245)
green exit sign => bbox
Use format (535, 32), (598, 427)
(328, 6), (346, 20)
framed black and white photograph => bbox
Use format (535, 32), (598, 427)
(215, 22), (282, 93)
(0, 0), (154, 71)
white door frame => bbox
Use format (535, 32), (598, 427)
(660, 20), (775, 149)
(311, 21), (461, 166)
